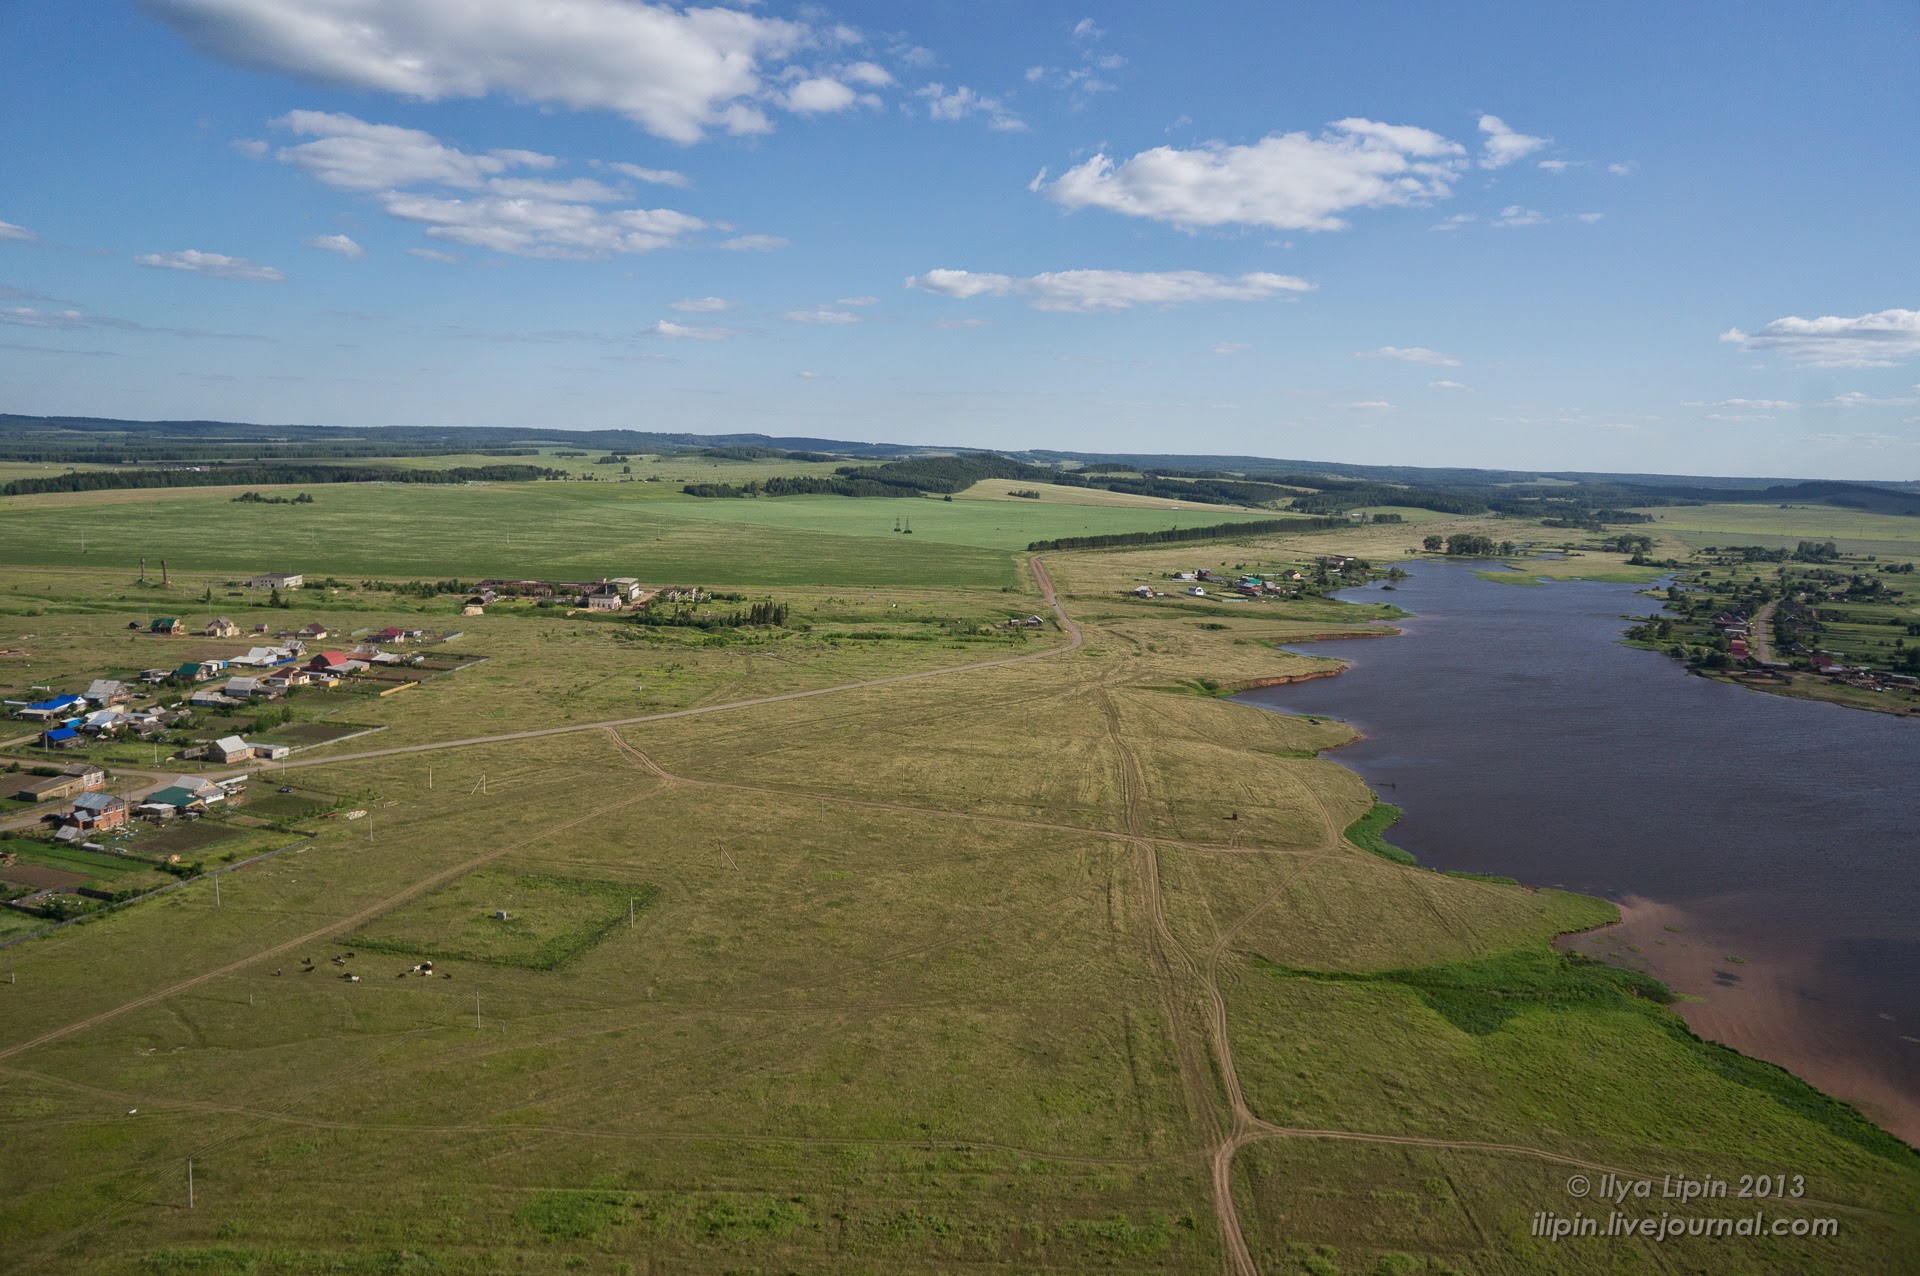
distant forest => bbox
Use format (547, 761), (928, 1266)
(1, 462), (561, 497)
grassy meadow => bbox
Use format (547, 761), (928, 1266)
(0, 480), (1285, 588)
(0, 483), (1915, 1273)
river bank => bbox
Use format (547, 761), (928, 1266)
(1237, 559), (1920, 1145)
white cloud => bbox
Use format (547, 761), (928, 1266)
(836, 295), (880, 306)
(1072, 17), (1103, 40)
(932, 317), (991, 329)
(1684, 397), (1796, 411)
(230, 138), (269, 158)
(146, 0), (820, 144)
(0, 220), (38, 242)
(783, 307), (861, 324)
(1826, 390), (1918, 407)
(1337, 400), (1395, 410)
(1043, 119), (1466, 232)
(842, 61), (892, 88)
(721, 233), (789, 251)
(1429, 379), (1471, 390)
(1478, 114), (1548, 168)
(380, 191), (703, 258)
(0, 306), (87, 329)
(1493, 205), (1546, 227)
(304, 232), (365, 258)
(917, 83), (1025, 131)
(407, 246), (461, 262)
(906, 267), (1313, 313)
(1609, 161), (1636, 176)
(797, 369), (823, 379)
(602, 162), (691, 188)
(648, 319), (731, 340)
(670, 296), (731, 313)
(135, 249), (286, 281)
(1430, 212), (1477, 232)
(1537, 159), (1575, 173)
(785, 77), (857, 114)
(272, 111), (714, 259)
(275, 110), (545, 190)
(1721, 309), (1920, 368)
(1356, 345), (1459, 367)
(1211, 341), (1250, 355)
(1574, 211), (1605, 223)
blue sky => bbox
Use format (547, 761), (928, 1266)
(2, 1), (1916, 477)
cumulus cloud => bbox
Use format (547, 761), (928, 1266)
(305, 232), (365, 258)
(906, 267), (1313, 313)
(1721, 309), (1920, 368)
(1609, 161), (1636, 176)
(1573, 211), (1604, 223)
(1478, 114), (1548, 168)
(783, 307), (861, 324)
(670, 296), (731, 312)
(0, 220), (40, 242)
(1072, 17), (1104, 40)
(648, 319), (731, 340)
(722, 233), (790, 251)
(1356, 345), (1459, 366)
(1429, 379), (1471, 390)
(270, 111), (736, 259)
(135, 249), (286, 281)
(1492, 205), (1546, 227)
(407, 247), (460, 262)
(1042, 119), (1467, 232)
(601, 162), (691, 188)
(144, 0), (831, 144)
(917, 83), (1025, 131)
(785, 76), (857, 114)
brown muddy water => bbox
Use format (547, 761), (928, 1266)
(1237, 559), (1920, 1143)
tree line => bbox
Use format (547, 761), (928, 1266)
(1027, 516), (1351, 552)
(2, 462), (562, 496)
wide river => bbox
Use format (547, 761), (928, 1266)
(1237, 559), (1920, 1143)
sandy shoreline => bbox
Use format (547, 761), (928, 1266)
(1559, 895), (1919, 1147)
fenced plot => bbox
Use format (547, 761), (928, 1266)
(351, 871), (655, 970)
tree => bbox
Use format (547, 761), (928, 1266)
(1445, 533), (1497, 557)
(1422, 535), (1443, 551)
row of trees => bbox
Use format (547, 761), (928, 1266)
(2, 462), (562, 496)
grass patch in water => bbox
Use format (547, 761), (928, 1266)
(1343, 800), (1415, 864)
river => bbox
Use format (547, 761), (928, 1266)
(1236, 559), (1920, 1143)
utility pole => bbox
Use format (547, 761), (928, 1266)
(475, 993), (481, 1031)
(214, 875), (219, 908)
(187, 1159), (194, 1209)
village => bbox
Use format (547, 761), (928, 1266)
(0, 567), (732, 931)
(1122, 555), (1376, 602)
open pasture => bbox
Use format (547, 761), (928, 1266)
(0, 533), (1913, 1273)
(1638, 503), (1920, 561)
(0, 481), (1281, 588)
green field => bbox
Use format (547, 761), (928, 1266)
(1640, 503), (1920, 562)
(0, 482), (1286, 588)
(0, 494), (1914, 1273)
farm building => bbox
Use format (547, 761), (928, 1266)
(307, 651), (351, 673)
(251, 573), (303, 590)
(65, 792), (130, 832)
(15, 694), (84, 721)
(80, 709), (126, 735)
(39, 725), (81, 749)
(209, 736), (254, 764)
(174, 659), (223, 683)
(205, 616), (242, 638)
(14, 764), (106, 803)
(221, 675), (275, 699)
(250, 742), (291, 761)
(150, 617), (184, 635)
(584, 586), (627, 611)
(298, 623), (330, 640)
(188, 688), (241, 709)
(84, 679), (131, 706)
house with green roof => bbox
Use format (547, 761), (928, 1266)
(150, 617), (184, 634)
